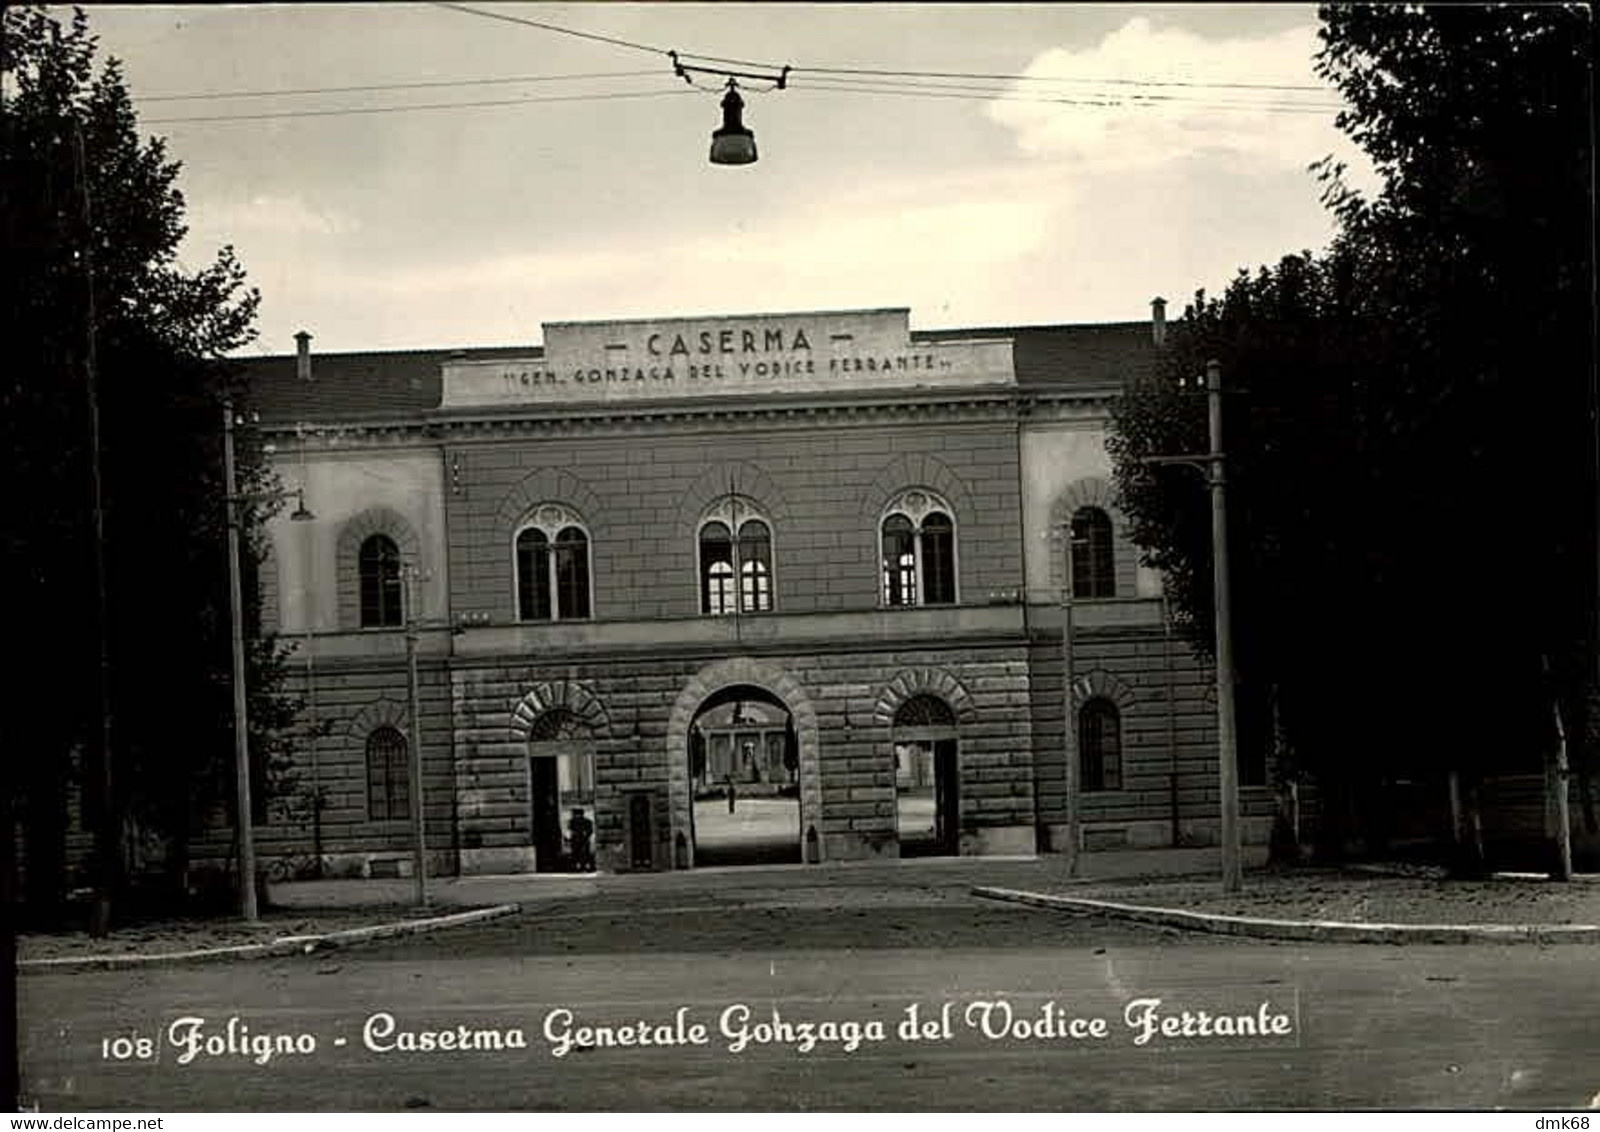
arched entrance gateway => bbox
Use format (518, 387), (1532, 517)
(666, 658), (820, 869)
(689, 688), (797, 865)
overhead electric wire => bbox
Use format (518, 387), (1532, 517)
(141, 78), (1340, 125)
(799, 70), (1341, 104)
(430, 1), (666, 59)
(790, 80), (1341, 115)
(142, 87), (699, 126)
(135, 6), (1349, 125)
(430, 0), (786, 72)
(788, 64), (1328, 94)
(137, 70), (662, 103)
(789, 75), (1343, 113)
(428, 3), (1332, 97)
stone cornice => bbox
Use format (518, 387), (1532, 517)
(299, 628), (1034, 676)
(261, 384), (1122, 446)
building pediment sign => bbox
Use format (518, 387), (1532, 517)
(439, 308), (1014, 409)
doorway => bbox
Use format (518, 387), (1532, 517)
(527, 708), (596, 873)
(688, 684), (799, 866)
(894, 694), (960, 857)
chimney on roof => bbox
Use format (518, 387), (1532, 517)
(1150, 297), (1167, 348)
(295, 330), (313, 381)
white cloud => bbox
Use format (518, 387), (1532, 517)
(987, 18), (1374, 187)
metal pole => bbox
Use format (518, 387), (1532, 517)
(304, 554), (322, 875)
(1163, 593), (1179, 847)
(1544, 654), (1573, 881)
(1207, 359), (1243, 893)
(1062, 527), (1080, 877)
(405, 564), (429, 907)
(300, 427), (322, 876)
(75, 127), (117, 938)
(223, 399), (259, 921)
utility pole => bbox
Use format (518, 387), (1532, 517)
(1544, 654), (1573, 881)
(1061, 526), (1081, 877)
(1141, 359), (1242, 893)
(73, 126), (117, 939)
(223, 399), (259, 922)
(1206, 359), (1242, 894)
(404, 563), (430, 907)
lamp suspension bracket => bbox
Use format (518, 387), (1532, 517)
(670, 51), (790, 90)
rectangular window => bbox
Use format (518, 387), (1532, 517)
(518, 542), (552, 621)
(555, 543), (590, 619)
(922, 527), (955, 604)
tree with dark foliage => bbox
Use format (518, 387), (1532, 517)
(2, 6), (307, 926)
(1110, 4), (1596, 874)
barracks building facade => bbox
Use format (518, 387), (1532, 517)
(217, 303), (1280, 878)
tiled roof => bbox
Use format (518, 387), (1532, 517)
(913, 320), (1160, 391)
(235, 344), (538, 424)
(237, 320), (1160, 424)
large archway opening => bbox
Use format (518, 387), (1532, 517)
(688, 684), (799, 866)
(893, 693), (960, 857)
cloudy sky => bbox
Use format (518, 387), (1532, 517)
(76, 3), (1377, 355)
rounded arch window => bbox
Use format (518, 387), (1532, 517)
(880, 489), (957, 607)
(1078, 697), (1122, 792)
(698, 496), (774, 615)
(516, 505), (591, 621)
(365, 725), (409, 820)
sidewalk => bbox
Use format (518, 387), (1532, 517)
(975, 864), (1600, 944)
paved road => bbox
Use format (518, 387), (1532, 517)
(18, 873), (1600, 1111)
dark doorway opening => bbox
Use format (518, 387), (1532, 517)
(628, 792), (654, 869)
(530, 756), (563, 871)
(689, 684), (799, 866)
(894, 695), (960, 857)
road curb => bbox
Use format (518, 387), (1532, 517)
(17, 903), (522, 973)
(970, 886), (1600, 945)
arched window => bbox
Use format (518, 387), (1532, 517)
(1071, 507), (1115, 599)
(515, 505), (592, 621)
(358, 535), (403, 628)
(698, 497), (775, 615)
(1079, 698), (1122, 792)
(880, 489), (957, 607)
(882, 514), (917, 606)
(554, 527), (591, 619)
(738, 519), (772, 612)
(517, 529), (552, 621)
(699, 521), (735, 615)
(366, 726), (410, 820)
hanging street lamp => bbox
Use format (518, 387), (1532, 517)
(671, 53), (789, 167)
(710, 80), (757, 166)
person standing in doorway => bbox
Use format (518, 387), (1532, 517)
(568, 807), (595, 872)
